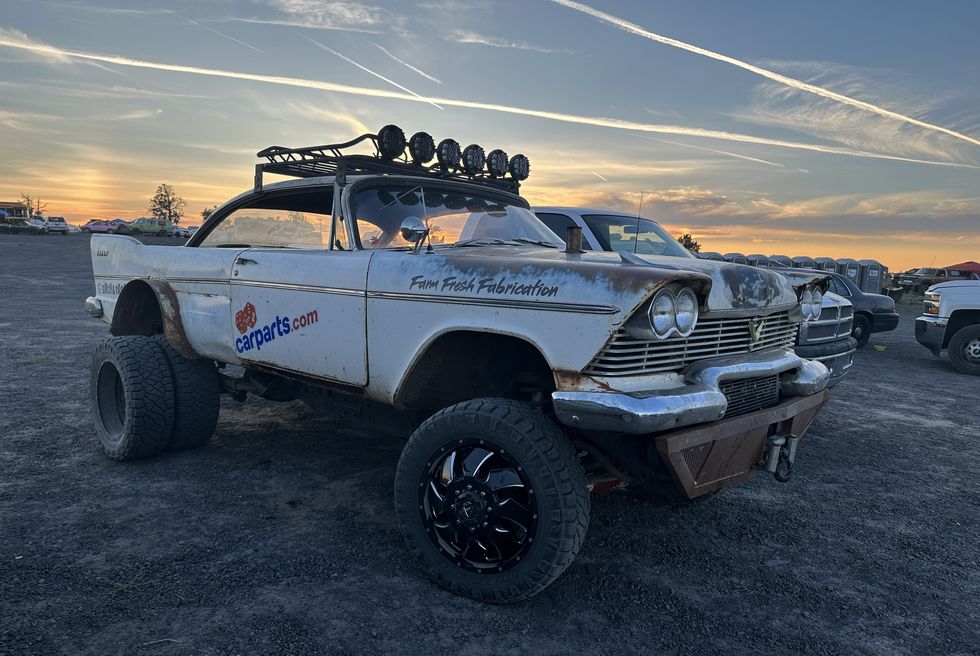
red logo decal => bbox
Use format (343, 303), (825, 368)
(235, 302), (257, 334)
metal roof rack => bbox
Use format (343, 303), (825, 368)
(254, 127), (525, 194)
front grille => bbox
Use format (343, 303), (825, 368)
(720, 375), (780, 418)
(585, 312), (798, 377)
(799, 305), (853, 345)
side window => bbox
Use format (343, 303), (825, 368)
(830, 277), (849, 296)
(199, 188), (342, 249)
(534, 212), (592, 249)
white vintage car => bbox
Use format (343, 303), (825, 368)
(85, 126), (831, 602)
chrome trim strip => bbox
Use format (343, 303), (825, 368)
(367, 290), (619, 314)
(231, 279), (365, 297)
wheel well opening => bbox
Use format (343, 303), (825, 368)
(110, 281), (164, 336)
(396, 331), (554, 413)
(946, 309), (980, 347)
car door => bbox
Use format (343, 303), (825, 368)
(229, 249), (370, 386)
(212, 185), (370, 386)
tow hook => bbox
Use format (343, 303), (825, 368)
(760, 433), (799, 482)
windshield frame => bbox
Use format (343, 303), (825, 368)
(342, 175), (541, 251)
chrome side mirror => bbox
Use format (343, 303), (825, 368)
(400, 216), (429, 253)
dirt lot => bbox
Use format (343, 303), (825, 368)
(1, 233), (977, 656)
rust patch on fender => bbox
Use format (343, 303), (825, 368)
(146, 279), (197, 359)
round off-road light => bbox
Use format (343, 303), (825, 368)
(508, 154), (530, 180)
(408, 131), (435, 164)
(674, 288), (699, 336)
(377, 124), (406, 160)
(801, 288), (814, 320)
(436, 138), (461, 171)
(810, 288), (823, 320)
(487, 149), (509, 178)
(649, 290), (676, 338)
(461, 144), (486, 175)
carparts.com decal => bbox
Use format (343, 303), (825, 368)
(234, 302), (319, 354)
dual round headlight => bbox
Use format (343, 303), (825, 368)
(801, 286), (823, 321)
(649, 287), (699, 339)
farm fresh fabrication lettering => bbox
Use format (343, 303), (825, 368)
(234, 302), (319, 353)
(409, 275), (559, 298)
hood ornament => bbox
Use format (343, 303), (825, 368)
(748, 318), (766, 346)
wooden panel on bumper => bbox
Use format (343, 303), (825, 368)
(655, 390), (830, 499)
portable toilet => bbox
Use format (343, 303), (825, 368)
(769, 254), (792, 268)
(792, 255), (817, 269)
(858, 259), (883, 293)
(746, 254), (772, 268)
(836, 258), (860, 284)
(723, 252), (748, 264)
(699, 251), (725, 261)
(814, 257), (837, 272)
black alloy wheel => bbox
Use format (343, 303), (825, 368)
(420, 439), (537, 573)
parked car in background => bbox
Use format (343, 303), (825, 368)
(127, 216), (174, 236)
(81, 219), (126, 234)
(28, 216), (51, 233)
(916, 280), (980, 376)
(42, 216), (71, 234)
(897, 267), (975, 292)
(0, 217), (43, 234)
(534, 207), (856, 385)
(172, 225), (192, 239)
(66, 222), (81, 233)
(800, 270), (899, 347)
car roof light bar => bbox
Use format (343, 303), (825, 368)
(254, 125), (528, 194)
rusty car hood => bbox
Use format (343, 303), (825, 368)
(625, 253), (803, 314)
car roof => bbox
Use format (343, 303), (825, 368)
(533, 206), (641, 218)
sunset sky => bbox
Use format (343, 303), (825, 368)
(1, 0), (978, 270)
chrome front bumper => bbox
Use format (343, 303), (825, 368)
(552, 348), (829, 434)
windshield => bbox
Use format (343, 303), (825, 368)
(581, 214), (693, 258)
(916, 268), (939, 275)
(350, 182), (560, 249)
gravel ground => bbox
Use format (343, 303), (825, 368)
(1, 234), (978, 656)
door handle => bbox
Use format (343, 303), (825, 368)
(235, 257), (258, 266)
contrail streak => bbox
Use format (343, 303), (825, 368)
(0, 34), (975, 169)
(372, 43), (441, 84)
(551, 0), (980, 149)
(176, 14), (264, 53)
(653, 138), (802, 171)
(305, 37), (443, 110)
(590, 170), (609, 181)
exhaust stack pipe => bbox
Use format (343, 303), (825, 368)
(564, 226), (584, 253)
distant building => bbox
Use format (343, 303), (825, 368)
(0, 201), (30, 219)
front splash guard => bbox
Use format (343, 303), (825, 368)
(655, 390), (829, 499)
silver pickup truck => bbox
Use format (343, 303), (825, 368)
(84, 126), (831, 602)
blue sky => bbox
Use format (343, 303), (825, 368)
(1, 0), (978, 268)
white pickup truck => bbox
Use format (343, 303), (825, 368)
(84, 126), (832, 602)
(916, 280), (980, 375)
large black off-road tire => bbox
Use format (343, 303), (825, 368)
(852, 314), (872, 348)
(947, 325), (980, 376)
(90, 336), (175, 460)
(153, 336), (221, 450)
(394, 398), (589, 603)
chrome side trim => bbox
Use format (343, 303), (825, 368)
(367, 291), (619, 315)
(231, 279), (365, 297)
(552, 348), (829, 434)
